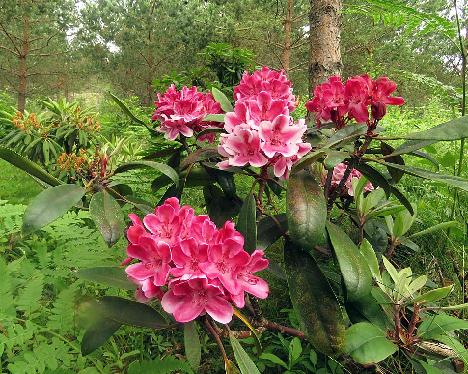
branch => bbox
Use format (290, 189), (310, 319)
(204, 317), (228, 361)
(26, 71), (61, 77)
(0, 65), (19, 77)
(29, 51), (65, 58)
(0, 22), (21, 55)
(0, 44), (19, 56)
(29, 32), (60, 53)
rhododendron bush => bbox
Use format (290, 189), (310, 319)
(2, 66), (468, 373)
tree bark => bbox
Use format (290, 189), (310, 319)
(18, 16), (30, 113)
(308, 0), (342, 94)
(282, 0), (293, 73)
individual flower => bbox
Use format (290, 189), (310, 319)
(161, 278), (233, 324)
(344, 75), (371, 124)
(370, 77), (405, 120)
(122, 197), (269, 324)
(271, 142), (312, 179)
(329, 162), (373, 196)
(152, 85), (223, 141)
(259, 116), (307, 158)
(125, 237), (172, 286)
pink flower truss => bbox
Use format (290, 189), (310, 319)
(329, 162), (374, 196)
(306, 75), (404, 129)
(123, 197), (269, 324)
(152, 85), (223, 141)
(234, 66), (297, 110)
(218, 67), (311, 179)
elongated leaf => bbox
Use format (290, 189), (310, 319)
(127, 357), (194, 374)
(233, 308), (262, 354)
(412, 285), (453, 304)
(81, 317), (121, 355)
(257, 214), (287, 250)
(180, 147), (219, 170)
(409, 221), (459, 239)
(259, 353), (288, 369)
(359, 239), (381, 282)
(354, 162), (391, 196)
(203, 185), (242, 227)
(89, 191), (125, 247)
(229, 333), (261, 374)
(114, 160), (179, 187)
(287, 170), (327, 251)
(284, 240), (345, 355)
(23, 184), (85, 235)
(417, 314), (468, 339)
(389, 186), (414, 215)
(327, 124), (367, 146)
(184, 322), (201, 370)
(381, 142), (404, 183)
(0, 146), (63, 186)
(326, 222), (372, 301)
(212, 87), (233, 112)
(203, 113), (225, 122)
(343, 322), (397, 364)
(292, 150), (326, 171)
(77, 267), (136, 290)
(101, 296), (168, 328)
(237, 194), (257, 253)
(403, 116), (468, 141)
(108, 92), (145, 126)
(377, 161), (468, 191)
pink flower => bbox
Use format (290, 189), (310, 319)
(344, 75), (371, 124)
(306, 76), (347, 127)
(272, 142), (312, 179)
(171, 238), (208, 280)
(199, 241), (250, 295)
(161, 278), (233, 323)
(143, 197), (193, 245)
(234, 66), (296, 110)
(259, 115), (306, 158)
(152, 85), (224, 141)
(123, 197), (270, 324)
(371, 77), (404, 120)
(218, 126), (268, 168)
(125, 237), (172, 286)
(330, 163), (373, 196)
(231, 250), (269, 308)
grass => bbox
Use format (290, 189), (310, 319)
(0, 159), (42, 204)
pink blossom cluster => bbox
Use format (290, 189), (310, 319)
(217, 67), (311, 179)
(152, 85), (223, 142)
(123, 197), (269, 324)
(329, 162), (374, 196)
(306, 75), (404, 130)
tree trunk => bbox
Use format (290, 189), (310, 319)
(17, 16), (30, 113)
(282, 0), (293, 73)
(308, 0), (342, 94)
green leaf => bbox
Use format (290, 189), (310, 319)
(203, 185), (242, 227)
(127, 357), (194, 374)
(184, 322), (201, 371)
(23, 184), (85, 235)
(77, 267), (136, 290)
(417, 314), (468, 339)
(89, 191), (125, 247)
(81, 318), (121, 355)
(0, 145), (63, 187)
(196, 127), (226, 138)
(326, 223), (372, 301)
(287, 170), (327, 251)
(180, 147), (219, 170)
(284, 240), (345, 355)
(289, 337), (302, 365)
(403, 116), (468, 141)
(359, 239), (381, 282)
(229, 333), (261, 374)
(96, 296), (168, 329)
(259, 353), (288, 369)
(376, 161), (468, 191)
(432, 334), (468, 367)
(237, 194), (257, 253)
(257, 214), (287, 250)
(409, 221), (459, 239)
(225, 359), (242, 374)
(412, 285), (453, 304)
(343, 322), (398, 364)
(392, 205), (416, 238)
(211, 87), (233, 112)
(108, 92), (145, 126)
(381, 142), (405, 183)
(203, 113), (225, 122)
(114, 160), (179, 187)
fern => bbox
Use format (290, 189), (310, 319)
(127, 357), (194, 374)
(47, 282), (78, 332)
(15, 271), (44, 317)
